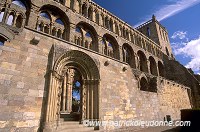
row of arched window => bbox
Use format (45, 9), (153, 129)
(0, 0), (28, 46)
(0, 0), (162, 60)
(0, 1), (165, 77)
(52, 0), (161, 57)
(33, 3), (164, 77)
(0, 0), (26, 29)
(73, 22), (165, 77)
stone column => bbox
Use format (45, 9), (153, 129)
(43, 71), (62, 132)
(99, 14), (103, 26)
(82, 30), (86, 47)
(52, 77), (58, 121)
(62, 75), (67, 112)
(81, 81), (87, 121)
(49, 22), (53, 35)
(2, 7), (8, 23)
(89, 80), (94, 120)
(66, 69), (73, 113)
(4, 10), (10, 25)
(119, 46), (123, 61)
(86, 80), (90, 119)
(69, 23), (76, 43)
(13, 14), (17, 26)
(98, 36), (103, 54)
(135, 53), (139, 70)
(93, 79), (99, 130)
(147, 59), (151, 74)
(45, 73), (54, 123)
(156, 62), (160, 76)
(93, 80), (97, 120)
(113, 23), (116, 33)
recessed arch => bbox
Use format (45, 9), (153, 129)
(102, 33), (120, 60)
(122, 43), (136, 68)
(158, 61), (165, 77)
(88, 6), (93, 20)
(137, 50), (148, 73)
(15, 15), (23, 28)
(140, 77), (148, 91)
(38, 4), (70, 40)
(75, 21), (98, 52)
(94, 9), (99, 24)
(43, 50), (100, 131)
(12, 0), (31, 26)
(82, 3), (87, 17)
(149, 56), (158, 76)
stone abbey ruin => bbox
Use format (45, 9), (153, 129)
(0, 0), (200, 131)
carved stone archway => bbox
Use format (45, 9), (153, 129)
(43, 49), (100, 132)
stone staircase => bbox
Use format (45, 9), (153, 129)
(56, 113), (96, 132)
(56, 121), (95, 132)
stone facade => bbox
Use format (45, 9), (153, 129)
(0, 0), (199, 132)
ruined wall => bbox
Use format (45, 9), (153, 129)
(0, 28), (192, 131)
(158, 79), (191, 121)
(0, 0), (195, 131)
(165, 59), (200, 108)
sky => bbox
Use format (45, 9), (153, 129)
(93, 0), (200, 74)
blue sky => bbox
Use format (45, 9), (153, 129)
(93, 0), (200, 74)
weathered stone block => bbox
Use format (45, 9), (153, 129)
(28, 89), (39, 97)
(1, 62), (16, 70)
(17, 82), (24, 89)
(23, 112), (35, 120)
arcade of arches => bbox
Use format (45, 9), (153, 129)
(0, 0), (195, 132)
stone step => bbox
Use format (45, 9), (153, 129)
(56, 121), (95, 132)
(60, 112), (80, 121)
(57, 127), (95, 132)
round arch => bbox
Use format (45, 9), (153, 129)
(140, 77), (148, 91)
(38, 4), (70, 40)
(137, 50), (148, 73)
(54, 50), (100, 79)
(122, 43), (136, 68)
(102, 33), (120, 59)
(44, 50), (100, 131)
(75, 21), (99, 52)
(149, 56), (158, 76)
(11, 0), (31, 25)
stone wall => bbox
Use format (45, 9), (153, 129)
(0, 28), (192, 131)
(158, 79), (191, 121)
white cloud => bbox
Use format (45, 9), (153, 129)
(154, 0), (200, 21)
(173, 36), (200, 72)
(135, 0), (200, 27)
(171, 31), (187, 39)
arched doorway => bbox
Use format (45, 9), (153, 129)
(43, 50), (100, 131)
(60, 68), (83, 121)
